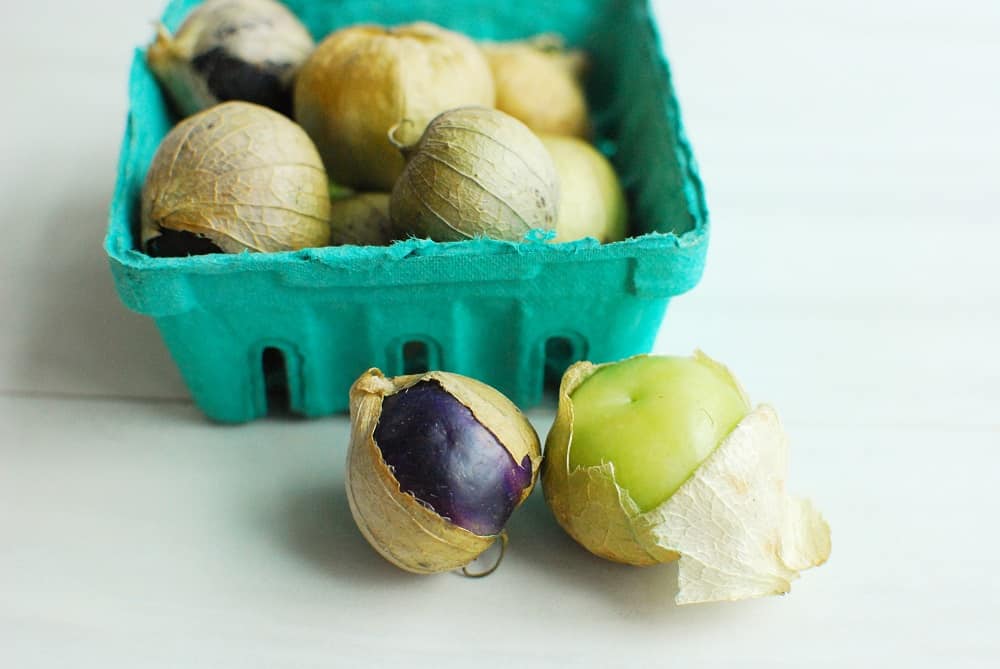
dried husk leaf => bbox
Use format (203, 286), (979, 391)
(141, 101), (331, 254)
(346, 369), (542, 574)
(482, 35), (590, 138)
(390, 106), (559, 242)
(651, 407), (832, 604)
(294, 22), (495, 190)
(147, 0), (314, 117)
(328, 193), (394, 246)
(543, 356), (831, 604)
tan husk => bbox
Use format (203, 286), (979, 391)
(390, 106), (559, 242)
(541, 134), (627, 243)
(542, 355), (832, 604)
(148, 24), (215, 117)
(294, 22), (495, 190)
(141, 102), (331, 254)
(482, 35), (590, 138)
(329, 193), (394, 246)
(147, 0), (314, 117)
(346, 369), (542, 574)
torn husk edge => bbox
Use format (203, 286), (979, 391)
(542, 353), (832, 604)
(542, 358), (677, 566)
(345, 368), (541, 574)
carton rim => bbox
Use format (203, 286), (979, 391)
(105, 0), (709, 282)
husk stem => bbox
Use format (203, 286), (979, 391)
(461, 530), (508, 578)
(387, 119), (420, 159)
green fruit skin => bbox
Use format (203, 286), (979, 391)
(568, 356), (751, 512)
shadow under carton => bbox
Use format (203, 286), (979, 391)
(105, 0), (710, 423)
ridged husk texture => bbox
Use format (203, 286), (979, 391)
(346, 369), (542, 574)
(543, 355), (832, 605)
(390, 106), (559, 242)
(482, 35), (590, 138)
(294, 22), (495, 191)
(147, 0), (314, 117)
(141, 102), (331, 254)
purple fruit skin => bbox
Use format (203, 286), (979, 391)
(373, 380), (533, 536)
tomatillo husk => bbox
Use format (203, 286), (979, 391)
(542, 354), (832, 605)
(147, 0), (314, 117)
(347, 369), (542, 574)
(482, 34), (590, 138)
(541, 135), (627, 243)
(294, 22), (495, 191)
(141, 101), (331, 254)
(328, 193), (393, 246)
(390, 106), (559, 242)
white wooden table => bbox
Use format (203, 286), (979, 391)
(2, 1), (998, 666)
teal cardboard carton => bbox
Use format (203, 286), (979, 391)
(105, 0), (709, 422)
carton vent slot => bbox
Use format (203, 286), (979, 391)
(402, 340), (430, 375)
(544, 335), (580, 391)
(262, 346), (290, 415)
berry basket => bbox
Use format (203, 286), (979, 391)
(105, 0), (709, 423)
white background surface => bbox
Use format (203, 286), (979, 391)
(1, 0), (998, 666)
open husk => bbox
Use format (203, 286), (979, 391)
(141, 101), (331, 254)
(543, 357), (832, 604)
(346, 369), (542, 574)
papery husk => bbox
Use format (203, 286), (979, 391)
(141, 101), (331, 254)
(346, 369), (542, 574)
(482, 34), (590, 138)
(543, 355), (832, 604)
(329, 193), (394, 246)
(148, 23), (215, 117)
(294, 22), (495, 191)
(147, 0), (314, 117)
(390, 106), (559, 242)
(541, 134), (626, 243)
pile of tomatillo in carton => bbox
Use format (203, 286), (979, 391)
(142, 0), (623, 255)
(140, 0), (830, 605)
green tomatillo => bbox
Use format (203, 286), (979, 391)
(542, 352), (832, 605)
(568, 354), (750, 511)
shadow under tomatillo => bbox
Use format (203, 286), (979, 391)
(273, 482), (418, 585)
(506, 486), (705, 622)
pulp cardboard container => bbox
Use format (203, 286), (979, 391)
(105, 0), (709, 423)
